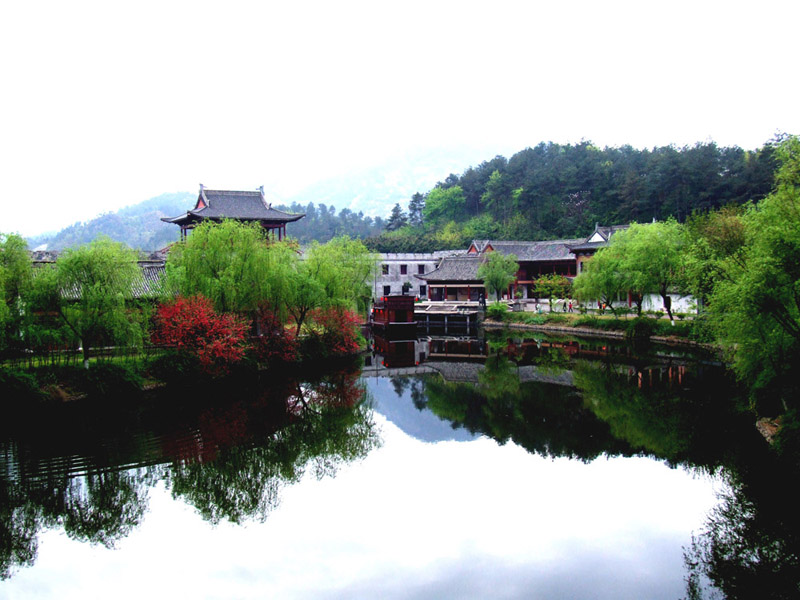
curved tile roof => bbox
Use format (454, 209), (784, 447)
(470, 239), (583, 261)
(418, 256), (482, 282)
(162, 188), (304, 225)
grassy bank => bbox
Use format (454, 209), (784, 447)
(484, 307), (711, 345)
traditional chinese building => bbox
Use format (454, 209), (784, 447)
(416, 255), (483, 301)
(162, 185), (305, 240)
(417, 226), (629, 303)
(567, 223), (629, 273)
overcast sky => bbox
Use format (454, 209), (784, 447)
(1, 0), (797, 236)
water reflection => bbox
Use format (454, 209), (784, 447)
(0, 368), (379, 579)
(367, 330), (800, 597)
(3, 331), (799, 596)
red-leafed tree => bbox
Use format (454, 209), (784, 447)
(310, 306), (363, 357)
(151, 295), (250, 374)
(254, 306), (299, 366)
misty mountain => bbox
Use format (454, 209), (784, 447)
(24, 145), (503, 250)
(288, 146), (511, 216)
(26, 192), (194, 251)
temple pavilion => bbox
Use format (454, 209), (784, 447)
(162, 185), (305, 240)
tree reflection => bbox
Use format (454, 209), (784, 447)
(0, 468), (152, 579)
(571, 359), (764, 473)
(420, 333), (798, 597)
(168, 371), (379, 524)
(684, 464), (800, 599)
(41, 470), (152, 546)
(420, 346), (631, 461)
(0, 367), (381, 578)
(0, 480), (39, 580)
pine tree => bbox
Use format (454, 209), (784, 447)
(408, 192), (424, 227)
(385, 203), (408, 231)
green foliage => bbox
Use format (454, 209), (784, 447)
(532, 274), (572, 308)
(703, 136), (800, 409)
(512, 313), (546, 325)
(0, 233), (32, 346)
(478, 252), (518, 301)
(0, 368), (47, 405)
(486, 302), (509, 320)
(367, 140), (778, 252)
(384, 203), (408, 231)
(572, 246), (626, 311)
(77, 363), (143, 398)
(461, 214), (502, 240)
(28, 237), (145, 367)
(303, 236), (377, 317)
(166, 220), (282, 314)
(626, 317), (658, 340)
(362, 227), (442, 253)
(619, 220), (685, 319)
(422, 185), (466, 225)
(574, 220), (684, 318)
(683, 206), (747, 305)
(542, 313), (569, 324)
(147, 351), (206, 386)
(408, 192), (425, 227)
(169, 224), (376, 339)
(573, 315), (601, 329)
(273, 201), (384, 244)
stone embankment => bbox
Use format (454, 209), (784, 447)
(482, 319), (716, 350)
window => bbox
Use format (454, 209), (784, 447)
(400, 264), (407, 275)
(382, 264), (389, 275)
(418, 264), (425, 274)
(419, 285), (427, 297)
(383, 285), (391, 296)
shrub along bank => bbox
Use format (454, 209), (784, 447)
(484, 302), (710, 344)
(1, 301), (366, 407)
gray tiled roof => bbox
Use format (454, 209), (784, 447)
(131, 264), (168, 298)
(568, 224), (630, 252)
(470, 239), (584, 261)
(417, 256), (482, 282)
(32, 262), (168, 300)
(163, 189), (304, 225)
(425, 361), (574, 386)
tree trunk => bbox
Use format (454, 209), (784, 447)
(81, 340), (90, 369)
(660, 287), (674, 322)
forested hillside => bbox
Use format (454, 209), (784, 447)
(273, 203), (384, 244)
(26, 193), (385, 250)
(365, 140), (780, 252)
(27, 193), (194, 251)
(24, 139), (781, 252)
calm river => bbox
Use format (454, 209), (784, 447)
(1, 331), (797, 599)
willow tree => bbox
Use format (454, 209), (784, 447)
(32, 237), (143, 368)
(166, 220), (296, 316)
(284, 236), (377, 336)
(303, 236), (378, 316)
(572, 249), (625, 313)
(0, 233), (32, 345)
(478, 251), (518, 301)
(614, 220), (685, 320)
(573, 221), (684, 319)
(706, 136), (800, 411)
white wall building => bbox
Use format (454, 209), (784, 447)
(372, 251), (464, 299)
